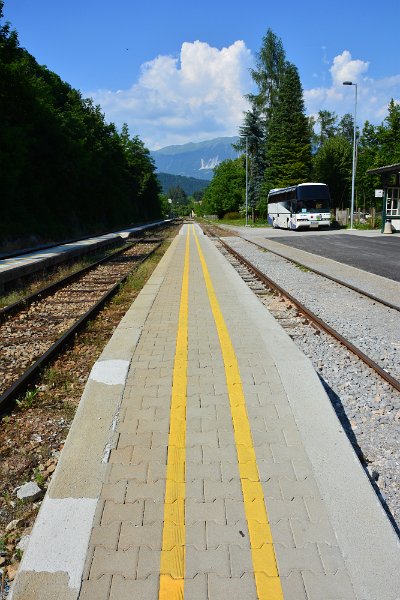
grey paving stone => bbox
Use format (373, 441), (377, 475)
(202, 445), (238, 464)
(101, 500), (144, 526)
(185, 573), (208, 600)
(208, 573), (257, 600)
(187, 430), (219, 447)
(143, 499), (171, 524)
(187, 462), (221, 482)
(117, 432), (152, 449)
(290, 518), (338, 547)
(90, 547), (138, 579)
(270, 443), (305, 462)
(263, 497), (309, 523)
(228, 545), (254, 577)
(125, 480), (165, 502)
(136, 547), (161, 579)
(101, 480), (127, 503)
(90, 521), (121, 550)
(206, 521), (250, 548)
(269, 518), (295, 548)
(274, 543), (324, 576)
(204, 479), (243, 502)
(109, 574), (159, 599)
(186, 546), (231, 578)
(279, 476), (321, 501)
(137, 417), (170, 434)
(108, 462), (148, 484)
(318, 543), (349, 574)
(280, 571), (308, 600)
(186, 522), (207, 551)
(256, 459), (297, 480)
(291, 458), (314, 480)
(79, 574), (112, 600)
(131, 445), (167, 464)
(302, 571), (356, 600)
(304, 497), (332, 523)
(118, 522), (163, 550)
(224, 499), (247, 524)
(186, 498), (226, 525)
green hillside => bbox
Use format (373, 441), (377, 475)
(157, 172), (209, 196)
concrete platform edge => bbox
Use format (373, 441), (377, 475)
(9, 235), (180, 600)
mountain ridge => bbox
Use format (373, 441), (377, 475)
(151, 136), (239, 180)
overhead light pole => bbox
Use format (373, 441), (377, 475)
(245, 136), (249, 227)
(343, 81), (358, 230)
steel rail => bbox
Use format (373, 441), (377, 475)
(0, 242), (161, 409)
(215, 235), (400, 393)
(0, 236), (162, 324)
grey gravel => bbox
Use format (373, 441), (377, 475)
(218, 236), (400, 530)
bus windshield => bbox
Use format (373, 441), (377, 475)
(295, 185), (330, 213)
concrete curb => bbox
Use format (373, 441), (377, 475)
(9, 235), (180, 600)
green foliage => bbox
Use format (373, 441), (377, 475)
(0, 13), (161, 245)
(16, 387), (39, 409)
(202, 158), (245, 218)
(156, 172), (208, 196)
(312, 136), (352, 208)
(167, 185), (188, 205)
(263, 63), (312, 193)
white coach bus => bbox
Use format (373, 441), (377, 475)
(268, 182), (331, 230)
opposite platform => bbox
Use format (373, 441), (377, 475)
(10, 224), (400, 600)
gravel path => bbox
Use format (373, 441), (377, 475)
(219, 236), (400, 530)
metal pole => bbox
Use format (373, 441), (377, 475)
(342, 81), (358, 230)
(350, 84), (357, 230)
(245, 137), (248, 227)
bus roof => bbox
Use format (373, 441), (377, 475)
(269, 183), (328, 194)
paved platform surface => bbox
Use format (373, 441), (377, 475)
(10, 224), (400, 600)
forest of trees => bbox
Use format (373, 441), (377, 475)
(200, 29), (400, 220)
(0, 1), (162, 248)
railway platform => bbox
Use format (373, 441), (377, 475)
(0, 220), (168, 290)
(10, 224), (400, 600)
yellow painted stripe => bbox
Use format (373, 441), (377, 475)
(159, 226), (190, 600)
(192, 226), (284, 600)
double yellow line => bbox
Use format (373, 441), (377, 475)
(159, 225), (284, 600)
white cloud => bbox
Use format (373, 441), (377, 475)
(86, 40), (253, 149)
(304, 50), (400, 126)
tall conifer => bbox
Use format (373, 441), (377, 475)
(263, 62), (312, 192)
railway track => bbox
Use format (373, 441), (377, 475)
(0, 236), (168, 408)
(202, 225), (400, 528)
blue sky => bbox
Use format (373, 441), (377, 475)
(4, 0), (400, 149)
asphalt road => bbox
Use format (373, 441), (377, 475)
(265, 233), (400, 282)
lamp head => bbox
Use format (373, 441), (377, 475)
(342, 81), (353, 85)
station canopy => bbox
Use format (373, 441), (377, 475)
(367, 163), (400, 185)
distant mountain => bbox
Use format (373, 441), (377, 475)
(151, 136), (240, 181)
(156, 172), (209, 196)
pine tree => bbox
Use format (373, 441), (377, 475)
(236, 29), (286, 212)
(263, 62), (312, 193)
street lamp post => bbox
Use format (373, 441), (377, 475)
(343, 81), (358, 229)
(245, 136), (249, 227)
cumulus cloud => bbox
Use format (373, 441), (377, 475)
(304, 50), (400, 125)
(86, 40), (253, 149)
